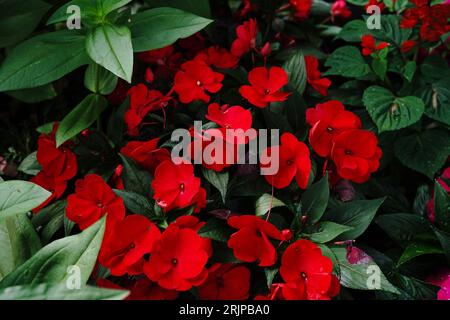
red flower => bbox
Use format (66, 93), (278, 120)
(195, 47), (239, 69)
(227, 215), (285, 266)
(127, 278), (179, 300)
(66, 174), (125, 230)
(198, 263), (251, 300)
(239, 66), (290, 108)
(120, 138), (170, 174)
(36, 125), (77, 181)
(331, 129), (382, 183)
(125, 84), (171, 136)
(99, 215), (161, 276)
(361, 34), (389, 56)
(138, 45), (182, 80)
(231, 19), (258, 57)
(152, 160), (203, 212)
(260, 132), (311, 189)
(401, 40), (416, 53)
(173, 60), (224, 104)
(31, 172), (67, 212)
(143, 222), (210, 291)
(304, 56), (331, 96)
(306, 100), (362, 157)
(172, 215), (213, 257)
(290, 0), (312, 19)
(206, 103), (253, 132)
(279, 240), (340, 300)
(331, 0), (352, 20)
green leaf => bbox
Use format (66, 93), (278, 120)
(202, 169), (229, 204)
(331, 246), (399, 294)
(145, 0), (211, 18)
(371, 15), (412, 47)
(31, 200), (67, 245)
(337, 20), (368, 42)
(375, 213), (429, 247)
(302, 173), (329, 224)
(420, 78), (450, 126)
(371, 59), (387, 80)
(322, 198), (385, 240)
(282, 50), (307, 95)
(403, 61), (416, 82)
(0, 0), (51, 48)
(309, 222), (353, 243)
(0, 212), (41, 281)
(56, 94), (108, 147)
(433, 227), (450, 263)
(0, 30), (89, 91)
(113, 189), (154, 218)
(397, 241), (443, 266)
(18, 151), (41, 176)
(394, 129), (450, 179)
(86, 24), (133, 83)
(0, 181), (51, 216)
(129, 7), (213, 52)
(198, 218), (232, 243)
(0, 283), (128, 300)
(363, 86), (424, 132)
(0, 217), (106, 288)
(435, 181), (450, 232)
(255, 193), (286, 217)
(324, 46), (372, 78)
(84, 63), (118, 95)
(6, 84), (57, 104)
(264, 268), (278, 289)
(283, 92), (307, 132)
(119, 155), (152, 197)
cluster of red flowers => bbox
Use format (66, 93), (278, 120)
(400, 0), (450, 42)
(31, 125), (77, 211)
(361, 34), (389, 56)
(306, 100), (382, 183)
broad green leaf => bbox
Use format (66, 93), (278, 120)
(119, 155), (152, 197)
(413, 185), (430, 215)
(86, 24), (133, 82)
(84, 63), (118, 95)
(363, 86), (424, 132)
(331, 246), (399, 294)
(0, 0), (51, 48)
(283, 92), (307, 132)
(31, 200), (67, 245)
(420, 78), (450, 126)
(375, 213), (430, 247)
(113, 189), (154, 218)
(0, 217), (106, 288)
(403, 61), (416, 82)
(6, 84), (57, 104)
(202, 169), (229, 204)
(198, 218), (232, 243)
(308, 221), (353, 243)
(302, 173), (329, 224)
(371, 59), (387, 80)
(18, 151), (41, 176)
(337, 20), (368, 42)
(0, 212), (41, 280)
(433, 227), (450, 263)
(371, 15), (411, 47)
(0, 283), (128, 300)
(255, 193), (286, 217)
(322, 198), (385, 240)
(0, 181), (51, 216)
(56, 94), (108, 147)
(394, 129), (450, 179)
(145, 0), (211, 18)
(420, 56), (450, 83)
(282, 50), (307, 95)
(0, 30), (89, 91)
(324, 46), (371, 78)
(435, 181), (450, 232)
(129, 7), (213, 52)
(397, 241), (443, 266)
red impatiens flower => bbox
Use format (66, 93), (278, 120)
(173, 60), (224, 104)
(227, 215), (286, 267)
(172, 215), (213, 257)
(239, 66), (290, 108)
(152, 160), (204, 212)
(195, 46), (239, 69)
(280, 240), (340, 300)
(290, 0), (313, 19)
(361, 34), (389, 56)
(31, 172), (67, 211)
(66, 174), (125, 230)
(143, 222), (210, 291)
(260, 132), (311, 189)
(331, 129), (382, 183)
(36, 125), (77, 181)
(306, 100), (362, 157)
(231, 19), (258, 57)
(304, 56), (331, 96)
(206, 103), (253, 133)
(331, 0), (352, 20)
(97, 278), (179, 300)
(99, 214), (161, 276)
(198, 263), (251, 300)
(120, 138), (170, 174)
(125, 84), (171, 136)
(401, 40), (416, 53)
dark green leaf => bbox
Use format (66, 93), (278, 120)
(397, 240), (443, 266)
(84, 63), (118, 95)
(198, 218), (232, 243)
(113, 189), (154, 218)
(309, 221), (353, 243)
(202, 169), (229, 204)
(324, 46), (372, 78)
(282, 50), (306, 95)
(119, 155), (152, 197)
(302, 173), (329, 224)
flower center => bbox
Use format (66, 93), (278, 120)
(300, 272), (307, 279)
(97, 202), (104, 208)
(344, 149), (353, 155)
(327, 126), (334, 133)
(180, 183), (185, 193)
(172, 258), (178, 266)
(264, 89), (271, 95)
(286, 159), (294, 166)
(196, 80), (202, 86)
